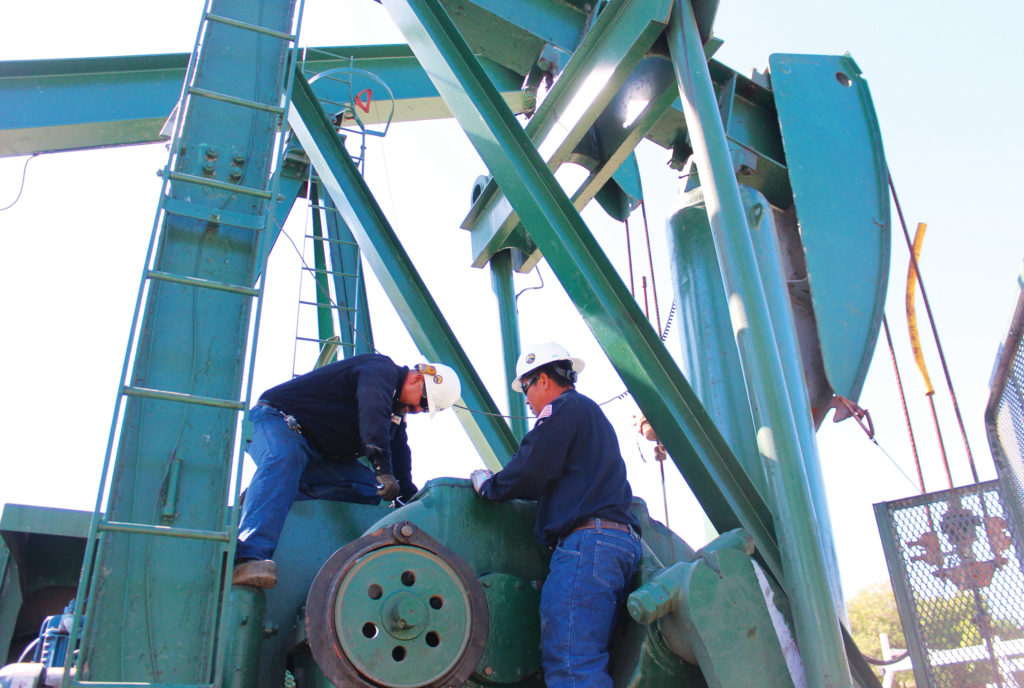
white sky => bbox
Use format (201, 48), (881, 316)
(1, 0), (1023, 601)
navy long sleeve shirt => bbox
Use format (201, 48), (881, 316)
(479, 388), (639, 547)
(259, 353), (416, 498)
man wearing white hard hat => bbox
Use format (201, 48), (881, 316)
(470, 342), (642, 688)
(233, 353), (460, 588)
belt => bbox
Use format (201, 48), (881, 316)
(568, 518), (633, 536)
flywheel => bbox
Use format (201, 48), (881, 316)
(306, 521), (489, 688)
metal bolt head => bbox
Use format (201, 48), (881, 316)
(202, 162), (215, 175)
(400, 524), (414, 537)
(484, 667), (493, 677)
(205, 147), (219, 160)
(232, 153), (245, 165)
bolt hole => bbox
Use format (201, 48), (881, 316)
(392, 646), (406, 662)
(429, 596), (443, 610)
(368, 584), (383, 600)
(401, 571), (416, 587)
(426, 631), (440, 647)
(835, 72), (852, 87)
(362, 623), (378, 639)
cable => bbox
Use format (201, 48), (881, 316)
(861, 650), (910, 667)
(1, 153), (40, 212)
(515, 264), (545, 305)
(660, 300), (676, 342)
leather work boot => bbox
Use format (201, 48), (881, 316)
(232, 559), (278, 588)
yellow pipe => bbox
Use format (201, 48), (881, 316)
(906, 222), (934, 395)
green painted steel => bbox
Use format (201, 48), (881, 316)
(739, 185), (847, 620)
(0, 539), (14, 664)
(72, 1), (301, 684)
(330, 545), (472, 685)
(628, 549), (796, 688)
(664, 3), (851, 685)
(0, 46), (525, 157)
(666, 188), (767, 504)
(379, 0), (780, 581)
(769, 53), (890, 403)
(288, 70), (518, 470)
(320, 187), (376, 357)
(489, 250), (529, 440)
(462, 0), (672, 270)
(220, 587), (267, 688)
(308, 183), (338, 353)
(476, 573), (541, 682)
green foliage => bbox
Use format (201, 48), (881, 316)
(847, 580), (914, 687)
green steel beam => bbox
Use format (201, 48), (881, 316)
(379, 0), (779, 579)
(436, 0), (589, 76)
(462, 0), (672, 269)
(0, 46), (526, 157)
(79, 0), (299, 682)
(664, 2), (851, 685)
(320, 185), (376, 357)
(489, 250), (528, 440)
(288, 69), (518, 471)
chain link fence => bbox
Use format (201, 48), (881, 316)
(875, 481), (1024, 687)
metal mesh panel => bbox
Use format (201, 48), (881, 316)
(875, 481), (1024, 688)
(990, 323), (1024, 541)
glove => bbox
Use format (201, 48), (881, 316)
(376, 473), (400, 501)
(470, 469), (493, 495)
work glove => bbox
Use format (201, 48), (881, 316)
(376, 473), (400, 501)
(470, 469), (493, 495)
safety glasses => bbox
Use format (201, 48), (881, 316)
(520, 373), (541, 396)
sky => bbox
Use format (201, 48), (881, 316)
(1, 0), (1023, 603)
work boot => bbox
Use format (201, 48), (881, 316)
(232, 559), (277, 588)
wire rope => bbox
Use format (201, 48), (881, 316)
(0, 153), (40, 212)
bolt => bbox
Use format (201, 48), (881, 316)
(229, 169), (243, 181)
(484, 667), (493, 677)
(205, 147), (219, 160)
(202, 162), (215, 176)
(232, 153), (245, 166)
(400, 524), (414, 537)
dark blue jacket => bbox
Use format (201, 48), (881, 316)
(480, 388), (639, 546)
(259, 354), (415, 498)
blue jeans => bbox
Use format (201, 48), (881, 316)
(236, 405), (380, 561)
(540, 523), (643, 688)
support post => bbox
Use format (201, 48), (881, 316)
(665, 1), (851, 685)
(489, 250), (528, 439)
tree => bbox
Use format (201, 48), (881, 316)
(847, 580), (915, 687)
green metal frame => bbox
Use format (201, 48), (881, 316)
(288, 69), (518, 470)
(378, 0), (779, 576)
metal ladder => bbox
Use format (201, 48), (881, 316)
(64, 2), (305, 687)
(293, 179), (373, 370)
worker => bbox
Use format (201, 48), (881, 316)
(470, 342), (642, 688)
(233, 353), (461, 588)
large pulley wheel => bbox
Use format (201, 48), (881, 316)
(306, 521), (489, 688)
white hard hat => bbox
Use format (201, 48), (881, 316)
(511, 342), (585, 392)
(416, 362), (461, 417)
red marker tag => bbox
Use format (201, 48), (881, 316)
(355, 89), (372, 113)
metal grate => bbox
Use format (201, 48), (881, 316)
(875, 481), (1024, 687)
(987, 271), (1024, 548)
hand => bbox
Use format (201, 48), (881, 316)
(470, 469), (493, 495)
(376, 473), (400, 501)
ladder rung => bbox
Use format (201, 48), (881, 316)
(304, 234), (358, 247)
(305, 267), (358, 279)
(122, 386), (246, 410)
(297, 300), (356, 311)
(162, 197), (267, 231)
(148, 270), (260, 296)
(163, 170), (272, 199)
(204, 12), (297, 41)
(188, 86), (285, 115)
(98, 520), (230, 543)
